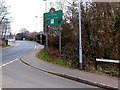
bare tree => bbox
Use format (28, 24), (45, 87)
(0, 0), (11, 39)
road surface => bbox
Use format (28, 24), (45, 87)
(1, 41), (97, 88)
(2, 41), (37, 65)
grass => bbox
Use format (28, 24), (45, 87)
(0, 45), (10, 48)
(97, 65), (119, 77)
(36, 49), (66, 66)
(36, 49), (119, 77)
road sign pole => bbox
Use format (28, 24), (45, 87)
(59, 30), (62, 55)
(78, 0), (83, 70)
(43, 8), (63, 54)
(40, 34), (42, 44)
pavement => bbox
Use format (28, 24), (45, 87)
(19, 47), (119, 89)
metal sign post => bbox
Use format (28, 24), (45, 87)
(46, 31), (48, 53)
(43, 8), (63, 54)
(59, 30), (62, 55)
(40, 34), (42, 44)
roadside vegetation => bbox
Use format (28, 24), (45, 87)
(37, 49), (119, 77)
(15, 28), (46, 45)
(36, 1), (119, 77)
(0, 0), (12, 47)
(0, 39), (10, 48)
(36, 49), (72, 67)
(0, 45), (10, 48)
(0, 0), (11, 40)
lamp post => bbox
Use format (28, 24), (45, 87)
(43, 0), (48, 52)
(35, 16), (38, 31)
(78, 0), (83, 70)
(43, 0), (47, 12)
(40, 17), (42, 44)
(35, 16), (38, 41)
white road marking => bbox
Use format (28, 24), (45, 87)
(34, 45), (37, 50)
(34, 45), (39, 50)
(15, 42), (20, 46)
(0, 59), (18, 68)
(36, 46), (38, 49)
(34, 45), (35, 50)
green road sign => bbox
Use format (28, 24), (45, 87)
(43, 8), (63, 32)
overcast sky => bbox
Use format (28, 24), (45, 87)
(6, 0), (118, 34)
(6, 0), (69, 34)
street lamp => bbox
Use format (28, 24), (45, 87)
(35, 16), (38, 41)
(78, 0), (83, 70)
(40, 17), (42, 44)
(35, 16), (37, 31)
(43, 0), (47, 12)
(43, 0), (48, 52)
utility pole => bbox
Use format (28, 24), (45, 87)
(78, 0), (83, 70)
(43, 0), (48, 52)
(35, 16), (38, 41)
(40, 17), (42, 45)
(43, 0), (47, 12)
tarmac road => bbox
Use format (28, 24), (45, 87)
(2, 41), (37, 65)
(1, 41), (97, 88)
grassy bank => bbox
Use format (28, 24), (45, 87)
(0, 45), (10, 48)
(36, 49), (70, 67)
(36, 49), (119, 77)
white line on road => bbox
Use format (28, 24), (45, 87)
(37, 46), (38, 49)
(34, 45), (37, 50)
(34, 45), (39, 50)
(0, 59), (18, 68)
(14, 42), (20, 46)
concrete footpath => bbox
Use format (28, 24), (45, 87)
(19, 49), (119, 89)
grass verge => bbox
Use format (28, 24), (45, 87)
(0, 45), (10, 48)
(36, 49), (66, 66)
(36, 49), (119, 77)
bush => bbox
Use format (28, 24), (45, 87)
(0, 39), (8, 46)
